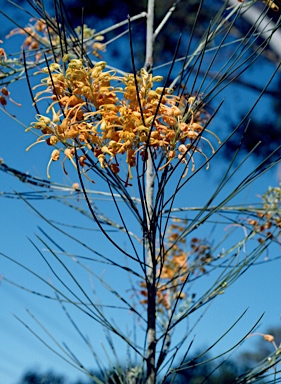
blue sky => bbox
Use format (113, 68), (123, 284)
(1, 2), (281, 383)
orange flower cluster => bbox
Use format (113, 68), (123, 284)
(155, 220), (189, 312)
(28, 59), (219, 181)
(7, 19), (105, 61)
(7, 18), (60, 61)
(248, 185), (281, 244)
(190, 237), (213, 274)
(139, 220), (213, 314)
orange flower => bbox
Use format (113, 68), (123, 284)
(28, 60), (220, 182)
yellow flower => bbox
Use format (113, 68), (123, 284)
(28, 59), (220, 182)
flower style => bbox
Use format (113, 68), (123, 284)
(27, 58), (220, 181)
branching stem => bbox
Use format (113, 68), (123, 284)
(144, 0), (155, 72)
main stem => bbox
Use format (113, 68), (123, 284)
(145, 1), (156, 383)
(145, 153), (156, 384)
(144, 0), (155, 71)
